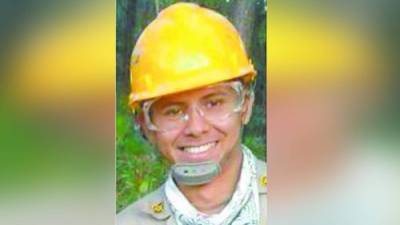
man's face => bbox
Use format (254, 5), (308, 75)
(142, 82), (253, 166)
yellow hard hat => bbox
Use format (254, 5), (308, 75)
(129, 3), (256, 109)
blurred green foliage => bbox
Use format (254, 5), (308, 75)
(117, 99), (169, 211)
(117, 0), (266, 212)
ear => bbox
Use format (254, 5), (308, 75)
(241, 91), (255, 125)
(135, 112), (156, 144)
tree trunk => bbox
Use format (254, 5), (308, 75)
(229, 0), (258, 53)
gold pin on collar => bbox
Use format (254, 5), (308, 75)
(151, 202), (164, 214)
(261, 175), (267, 187)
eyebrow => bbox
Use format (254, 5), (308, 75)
(155, 89), (231, 108)
(156, 101), (185, 110)
(201, 90), (230, 100)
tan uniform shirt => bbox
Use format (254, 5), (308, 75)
(117, 159), (267, 225)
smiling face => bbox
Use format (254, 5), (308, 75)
(141, 82), (253, 166)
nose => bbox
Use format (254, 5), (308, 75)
(182, 106), (210, 137)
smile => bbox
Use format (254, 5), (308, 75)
(180, 141), (217, 154)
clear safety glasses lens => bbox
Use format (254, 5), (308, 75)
(143, 81), (245, 132)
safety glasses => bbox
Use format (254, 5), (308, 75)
(142, 81), (246, 132)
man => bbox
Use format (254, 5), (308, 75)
(118, 3), (266, 225)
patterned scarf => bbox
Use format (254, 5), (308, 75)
(164, 145), (259, 225)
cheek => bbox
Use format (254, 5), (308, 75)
(214, 116), (242, 142)
(154, 131), (180, 161)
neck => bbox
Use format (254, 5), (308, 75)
(177, 145), (243, 214)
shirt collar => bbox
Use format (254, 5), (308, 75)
(141, 158), (267, 221)
(255, 158), (267, 194)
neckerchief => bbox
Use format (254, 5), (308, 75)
(164, 145), (259, 225)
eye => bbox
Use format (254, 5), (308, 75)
(162, 105), (183, 117)
(205, 98), (225, 108)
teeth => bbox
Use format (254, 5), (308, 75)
(183, 142), (216, 154)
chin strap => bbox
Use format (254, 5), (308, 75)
(171, 161), (221, 186)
